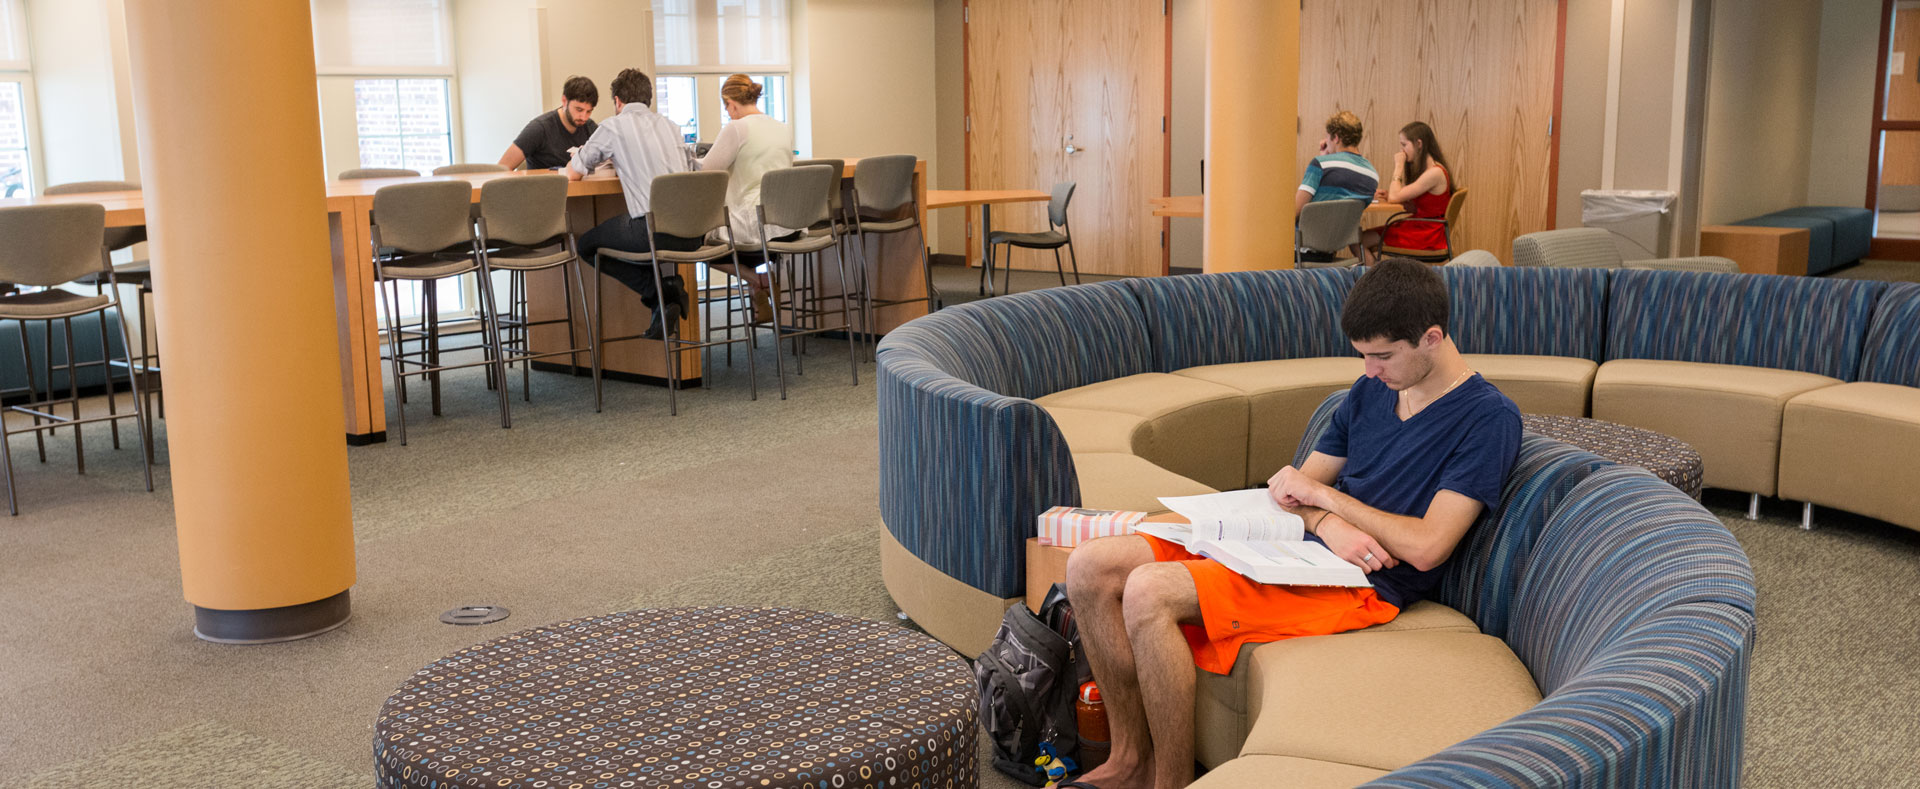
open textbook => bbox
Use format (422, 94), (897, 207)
(1135, 490), (1371, 588)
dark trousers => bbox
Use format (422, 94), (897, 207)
(578, 213), (702, 308)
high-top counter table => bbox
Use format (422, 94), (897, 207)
(3, 159), (926, 444)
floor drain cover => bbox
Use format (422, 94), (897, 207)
(441, 605), (510, 626)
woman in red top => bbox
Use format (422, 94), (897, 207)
(1364, 121), (1455, 256)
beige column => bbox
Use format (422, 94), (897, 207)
(123, 0), (356, 642)
(1203, 0), (1299, 272)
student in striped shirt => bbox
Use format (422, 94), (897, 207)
(1296, 111), (1380, 264)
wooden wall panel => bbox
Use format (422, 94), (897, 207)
(967, 0), (1165, 277)
(1298, 0), (1558, 261)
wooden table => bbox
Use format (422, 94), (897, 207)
(4, 160), (929, 444)
(1150, 194), (1404, 224)
(1697, 224), (1810, 276)
(926, 188), (1049, 296)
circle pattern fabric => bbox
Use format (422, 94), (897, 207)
(374, 606), (978, 789)
(1522, 414), (1705, 499)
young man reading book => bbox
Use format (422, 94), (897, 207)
(1061, 258), (1521, 789)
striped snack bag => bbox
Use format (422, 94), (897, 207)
(1037, 507), (1148, 547)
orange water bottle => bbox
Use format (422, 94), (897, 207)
(1075, 681), (1110, 769)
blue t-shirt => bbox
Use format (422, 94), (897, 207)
(1298, 152), (1380, 203)
(1308, 373), (1521, 609)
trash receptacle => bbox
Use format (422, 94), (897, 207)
(1582, 189), (1675, 260)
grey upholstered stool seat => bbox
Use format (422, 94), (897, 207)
(0, 202), (155, 514)
(369, 179), (509, 444)
(338, 167), (420, 180)
(431, 163), (507, 175)
(759, 165), (859, 399)
(474, 173), (594, 406)
(0, 291), (113, 319)
(593, 170), (758, 415)
(47, 180), (156, 445)
(848, 154), (938, 338)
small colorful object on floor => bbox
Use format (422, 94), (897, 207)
(1036, 741), (1078, 787)
(1038, 506), (1147, 547)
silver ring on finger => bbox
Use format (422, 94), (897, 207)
(1362, 552), (1375, 564)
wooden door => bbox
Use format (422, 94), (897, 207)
(967, 0), (1166, 278)
(1298, 0), (1559, 261)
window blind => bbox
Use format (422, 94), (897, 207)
(311, 0), (451, 72)
(0, 0), (28, 71)
(654, 0), (790, 73)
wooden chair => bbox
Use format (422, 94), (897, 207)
(1381, 187), (1469, 263)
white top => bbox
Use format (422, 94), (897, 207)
(697, 113), (796, 244)
(569, 103), (694, 220)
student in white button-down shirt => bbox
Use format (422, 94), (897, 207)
(567, 68), (699, 339)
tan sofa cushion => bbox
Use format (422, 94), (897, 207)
(1043, 407), (1148, 454)
(1240, 630), (1541, 771)
(1464, 353), (1597, 417)
(1592, 359), (1840, 496)
(1779, 382), (1920, 533)
(1069, 452), (1217, 514)
(1193, 601), (1479, 768)
(1190, 754), (1388, 788)
(1172, 358), (1365, 487)
(1037, 373), (1250, 491)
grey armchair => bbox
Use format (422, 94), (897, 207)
(1512, 227), (1738, 273)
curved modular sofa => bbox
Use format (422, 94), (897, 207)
(877, 265), (1914, 783)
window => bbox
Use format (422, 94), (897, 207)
(0, 0), (31, 197)
(0, 81), (29, 197)
(657, 75), (700, 143)
(652, 0), (792, 144)
(354, 78), (453, 171)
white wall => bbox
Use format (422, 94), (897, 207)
(1806, 0), (1879, 207)
(796, 0), (939, 241)
(454, 0), (544, 167)
(932, 0), (964, 255)
(1698, 0), (1824, 225)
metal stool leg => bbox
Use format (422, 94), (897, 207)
(96, 302), (120, 449)
(107, 295), (153, 493)
(378, 272), (411, 446)
(62, 318), (83, 475)
(17, 326), (45, 463)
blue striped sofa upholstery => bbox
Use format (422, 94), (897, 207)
(879, 267), (1914, 657)
(1594, 270), (1887, 501)
(876, 264), (1912, 783)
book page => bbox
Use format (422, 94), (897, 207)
(1157, 490), (1304, 542)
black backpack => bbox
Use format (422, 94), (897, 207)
(974, 584), (1093, 785)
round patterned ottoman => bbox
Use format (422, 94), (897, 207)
(1522, 414), (1705, 499)
(373, 607), (978, 789)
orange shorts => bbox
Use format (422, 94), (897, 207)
(1144, 534), (1400, 675)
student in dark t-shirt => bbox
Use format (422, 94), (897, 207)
(498, 75), (599, 170)
(1064, 259), (1522, 789)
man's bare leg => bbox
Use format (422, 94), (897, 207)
(1122, 563), (1203, 789)
(1065, 536), (1159, 789)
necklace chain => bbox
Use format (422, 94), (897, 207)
(1400, 368), (1474, 418)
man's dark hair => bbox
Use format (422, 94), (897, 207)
(562, 75), (598, 107)
(1341, 257), (1449, 345)
(609, 69), (653, 107)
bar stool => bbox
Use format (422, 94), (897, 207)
(46, 180), (155, 450)
(340, 168), (420, 180)
(433, 163), (509, 175)
(760, 165), (859, 399)
(370, 181), (510, 445)
(792, 157), (860, 360)
(847, 155), (935, 356)
(592, 171), (757, 416)
(984, 181), (1081, 295)
(474, 174), (595, 403)
(0, 203), (154, 515)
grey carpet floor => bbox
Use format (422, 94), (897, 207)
(2, 269), (1916, 787)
